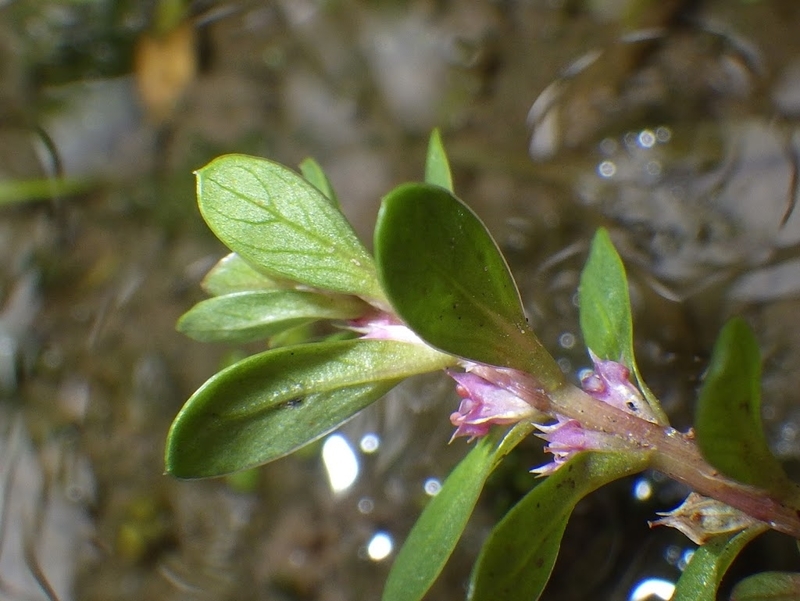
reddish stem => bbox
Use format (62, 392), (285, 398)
(497, 370), (800, 539)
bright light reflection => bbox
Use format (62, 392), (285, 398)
(367, 531), (393, 561)
(679, 549), (695, 571)
(633, 478), (653, 501)
(558, 332), (575, 349)
(630, 578), (675, 601)
(360, 433), (380, 453)
(598, 160), (616, 178)
(664, 545), (681, 565)
(357, 497), (374, 514)
(424, 478), (441, 496)
(638, 129), (656, 148)
(656, 126), (672, 142)
(322, 434), (359, 494)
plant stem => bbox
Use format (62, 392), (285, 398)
(508, 375), (800, 540)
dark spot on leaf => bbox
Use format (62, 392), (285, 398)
(535, 557), (544, 568)
(627, 401), (637, 411)
(284, 397), (304, 408)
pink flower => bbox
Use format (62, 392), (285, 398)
(448, 371), (538, 441)
(531, 416), (617, 476)
(531, 353), (652, 475)
(580, 350), (658, 423)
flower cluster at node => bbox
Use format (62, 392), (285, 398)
(580, 350), (658, 423)
(447, 352), (651, 475)
(531, 416), (618, 476)
(448, 370), (539, 440)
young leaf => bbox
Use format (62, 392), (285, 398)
(579, 228), (668, 424)
(695, 317), (797, 497)
(382, 421), (534, 601)
(166, 339), (455, 478)
(731, 571), (800, 601)
(672, 525), (767, 601)
(176, 290), (368, 343)
(425, 128), (453, 192)
(196, 154), (385, 304)
(299, 157), (339, 206)
(375, 183), (563, 390)
(469, 450), (651, 601)
(201, 253), (283, 296)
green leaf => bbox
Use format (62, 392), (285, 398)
(469, 450), (650, 601)
(374, 183), (563, 390)
(731, 572), (800, 601)
(165, 339), (454, 478)
(579, 228), (668, 423)
(382, 421), (534, 601)
(696, 317), (797, 497)
(176, 290), (368, 343)
(672, 526), (766, 601)
(425, 128), (453, 192)
(196, 154), (385, 304)
(201, 253), (284, 296)
(299, 157), (339, 206)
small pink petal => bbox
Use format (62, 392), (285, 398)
(581, 350), (658, 422)
(448, 371), (537, 441)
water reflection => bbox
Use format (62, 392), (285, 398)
(322, 434), (359, 495)
(359, 432), (380, 454)
(629, 577), (675, 601)
(365, 531), (393, 562)
(423, 478), (441, 497)
(632, 477), (653, 502)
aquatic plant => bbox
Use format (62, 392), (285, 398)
(166, 130), (800, 600)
